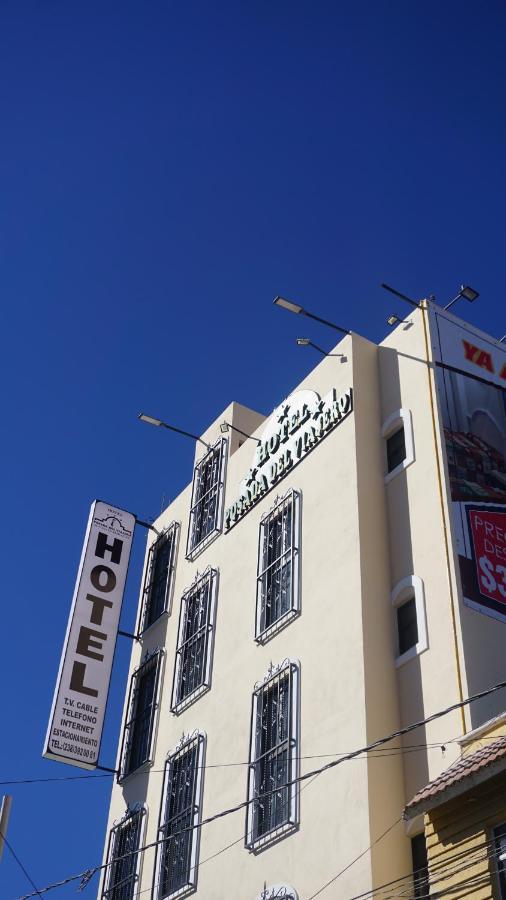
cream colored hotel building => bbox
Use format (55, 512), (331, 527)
(99, 300), (506, 900)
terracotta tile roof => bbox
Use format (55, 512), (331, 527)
(405, 734), (506, 817)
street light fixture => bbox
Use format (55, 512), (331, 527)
(138, 413), (211, 451)
(386, 314), (406, 327)
(273, 296), (350, 336)
(220, 421), (260, 444)
(296, 338), (346, 359)
(444, 284), (479, 311)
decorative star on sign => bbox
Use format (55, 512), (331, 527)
(277, 404), (290, 423)
(312, 399), (326, 419)
(245, 466), (258, 486)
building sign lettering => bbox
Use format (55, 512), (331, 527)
(225, 386), (353, 530)
(43, 501), (135, 769)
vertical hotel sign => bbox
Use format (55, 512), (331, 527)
(431, 306), (506, 623)
(44, 501), (135, 769)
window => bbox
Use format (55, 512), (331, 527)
(171, 568), (218, 713)
(411, 833), (429, 899)
(397, 596), (418, 655)
(187, 438), (227, 559)
(386, 426), (406, 472)
(382, 409), (415, 482)
(391, 576), (428, 667)
(102, 807), (145, 900)
(246, 661), (299, 850)
(154, 732), (205, 899)
(119, 650), (163, 780)
(256, 490), (301, 642)
(140, 522), (179, 632)
(494, 824), (506, 899)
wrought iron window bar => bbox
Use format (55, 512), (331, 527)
(186, 437), (227, 561)
(102, 806), (146, 900)
(246, 661), (299, 851)
(118, 649), (163, 782)
(154, 732), (205, 899)
(256, 490), (301, 643)
(171, 568), (218, 714)
(139, 522), (180, 633)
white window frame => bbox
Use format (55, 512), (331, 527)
(154, 731), (206, 900)
(382, 408), (415, 483)
(118, 648), (165, 781)
(256, 886), (299, 900)
(246, 659), (300, 851)
(138, 522), (180, 634)
(171, 568), (219, 714)
(186, 437), (227, 560)
(255, 489), (301, 643)
(392, 576), (428, 667)
(101, 804), (147, 900)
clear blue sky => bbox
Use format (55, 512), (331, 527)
(1, 1), (505, 897)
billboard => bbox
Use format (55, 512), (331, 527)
(44, 501), (135, 769)
(431, 308), (506, 623)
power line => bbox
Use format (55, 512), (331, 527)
(0, 829), (43, 899)
(18, 676), (506, 900)
(0, 741), (451, 787)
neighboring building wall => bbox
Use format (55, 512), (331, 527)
(424, 768), (506, 898)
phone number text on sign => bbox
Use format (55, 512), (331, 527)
(469, 508), (506, 605)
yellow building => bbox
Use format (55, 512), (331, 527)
(405, 714), (506, 898)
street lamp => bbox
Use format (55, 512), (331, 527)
(138, 413), (211, 451)
(220, 421), (260, 444)
(386, 314), (406, 327)
(296, 338), (346, 359)
(444, 284), (479, 311)
(273, 296), (350, 336)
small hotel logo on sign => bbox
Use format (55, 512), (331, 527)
(225, 386), (353, 530)
(44, 501), (135, 769)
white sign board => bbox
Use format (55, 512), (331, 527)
(44, 501), (135, 769)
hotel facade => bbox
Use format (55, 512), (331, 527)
(98, 300), (506, 900)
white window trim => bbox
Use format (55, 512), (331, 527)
(171, 567), (219, 714)
(154, 731), (206, 900)
(382, 408), (415, 483)
(186, 437), (228, 560)
(256, 886), (299, 900)
(392, 575), (428, 667)
(137, 521), (180, 635)
(255, 489), (301, 643)
(118, 648), (165, 782)
(101, 804), (148, 900)
(246, 659), (300, 851)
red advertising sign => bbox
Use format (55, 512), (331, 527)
(469, 508), (506, 606)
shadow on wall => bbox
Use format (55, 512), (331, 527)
(378, 346), (429, 803)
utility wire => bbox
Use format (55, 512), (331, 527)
(0, 742), (450, 787)
(0, 829), (43, 899)
(19, 676), (506, 900)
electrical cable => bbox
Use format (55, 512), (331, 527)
(18, 676), (506, 900)
(0, 741), (452, 787)
(0, 829), (43, 899)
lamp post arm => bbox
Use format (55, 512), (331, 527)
(302, 310), (350, 336)
(159, 421), (210, 451)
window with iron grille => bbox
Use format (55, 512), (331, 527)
(154, 732), (205, 899)
(186, 438), (227, 559)
(246, 661), (299, 850)
(140, 522), (179, 633)
(119, 650), (163, 781)
(102, 807), (145, 900)
(256, 490), (300, 642)
(171, 569), (218, 713)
